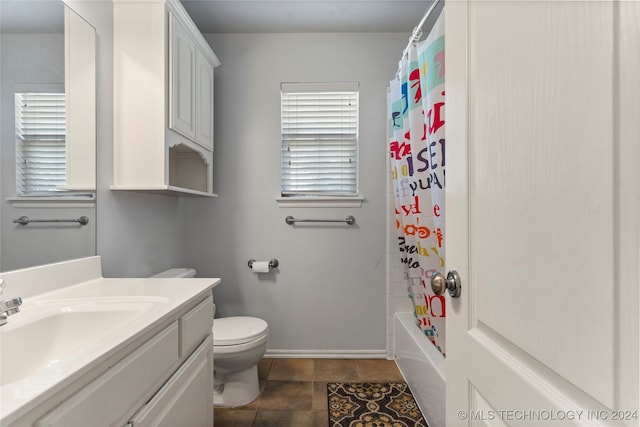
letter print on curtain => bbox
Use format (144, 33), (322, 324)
(388, 11), (446, 355)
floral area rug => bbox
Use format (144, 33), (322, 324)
(327, 382), (428, 427)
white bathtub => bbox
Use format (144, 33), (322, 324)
(394, 312), (446, 427)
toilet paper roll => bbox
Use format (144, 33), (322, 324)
(251, 261), (270, 273)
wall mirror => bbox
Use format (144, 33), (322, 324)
(0, 0), (96, 272)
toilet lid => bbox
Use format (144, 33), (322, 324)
(213, 316), (268, 346)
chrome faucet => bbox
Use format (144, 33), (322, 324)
(0, 279), (22, 326)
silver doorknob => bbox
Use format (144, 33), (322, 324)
(430, 270), (462, 298)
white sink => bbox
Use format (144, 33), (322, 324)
(0, 297), (165, 387)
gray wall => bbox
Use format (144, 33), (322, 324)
(186, 33), (405, 353)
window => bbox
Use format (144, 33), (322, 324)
(15, 91), (66, 195)
(281, 82), (359, 197)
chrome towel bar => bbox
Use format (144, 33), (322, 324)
(285, 215), (355, 225)
(13, 215), (90, 226)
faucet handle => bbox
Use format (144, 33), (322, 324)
(0, 279), (5, 296)
(0, 297), (22, 317)
(3, 297), (22, 310)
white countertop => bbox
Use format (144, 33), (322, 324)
(0, 257), (220, 425)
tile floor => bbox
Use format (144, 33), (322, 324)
(213, 358), (405, 427)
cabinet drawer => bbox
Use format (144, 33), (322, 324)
(36, 323), (179, 427)
(179, 297), (214, 357)
(127, 335), (213, 427)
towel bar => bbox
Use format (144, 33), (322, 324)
(285, 215), (355, 225)
(12, 216), (89, 226)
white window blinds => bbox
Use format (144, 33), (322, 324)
(15, 92), (66, 194)
(281, 82), (359, 196)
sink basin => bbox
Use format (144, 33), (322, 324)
(0, 297), (165, 387)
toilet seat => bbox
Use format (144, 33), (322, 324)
(214, 316), (268, 346)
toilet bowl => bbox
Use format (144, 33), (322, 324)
(151, 268), (269, 407)
(213, 316), (269, 407)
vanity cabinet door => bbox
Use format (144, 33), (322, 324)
(127, 335), (214, 427)
(169, 12), (196, 141)
(35, 323), (179, 427)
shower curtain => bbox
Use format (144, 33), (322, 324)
(388, 11), (446, 355)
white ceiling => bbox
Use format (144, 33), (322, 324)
(180, 0), (436, 34)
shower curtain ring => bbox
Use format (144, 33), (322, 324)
(411, 27), (423, 43)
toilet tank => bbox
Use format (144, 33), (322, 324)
(151, 268), (196, 278)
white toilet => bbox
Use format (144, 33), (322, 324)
(213, 316), (268, 406)
(151, 268), (269, 407)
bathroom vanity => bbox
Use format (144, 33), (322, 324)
(0, 257), (220, 427)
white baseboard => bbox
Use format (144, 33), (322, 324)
(265, 349), (388, 359)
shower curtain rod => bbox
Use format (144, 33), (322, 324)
(399, 0), (442, 61)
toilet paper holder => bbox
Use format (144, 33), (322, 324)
(247, 259), (279, 269)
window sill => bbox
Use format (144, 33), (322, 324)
(275, 196), (364, 208)
(6, 193), (96, 208)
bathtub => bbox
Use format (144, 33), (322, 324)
(394, 312), (446, 427)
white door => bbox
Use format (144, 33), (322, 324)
(445, 1), (639, 426)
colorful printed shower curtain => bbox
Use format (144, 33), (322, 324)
(388, 12), (446, 355)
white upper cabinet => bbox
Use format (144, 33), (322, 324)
(170, 14), (215, 151)
(112, 0), (220, 197)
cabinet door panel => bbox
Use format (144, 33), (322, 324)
(195, 49), (214, 150)
(179, 297), (214, 358)
(35, 323), (179, 427)
(128, 335), (214, 427)
(170, 13), (196, 140)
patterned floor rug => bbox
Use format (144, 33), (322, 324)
(328, 382), (428, 427)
